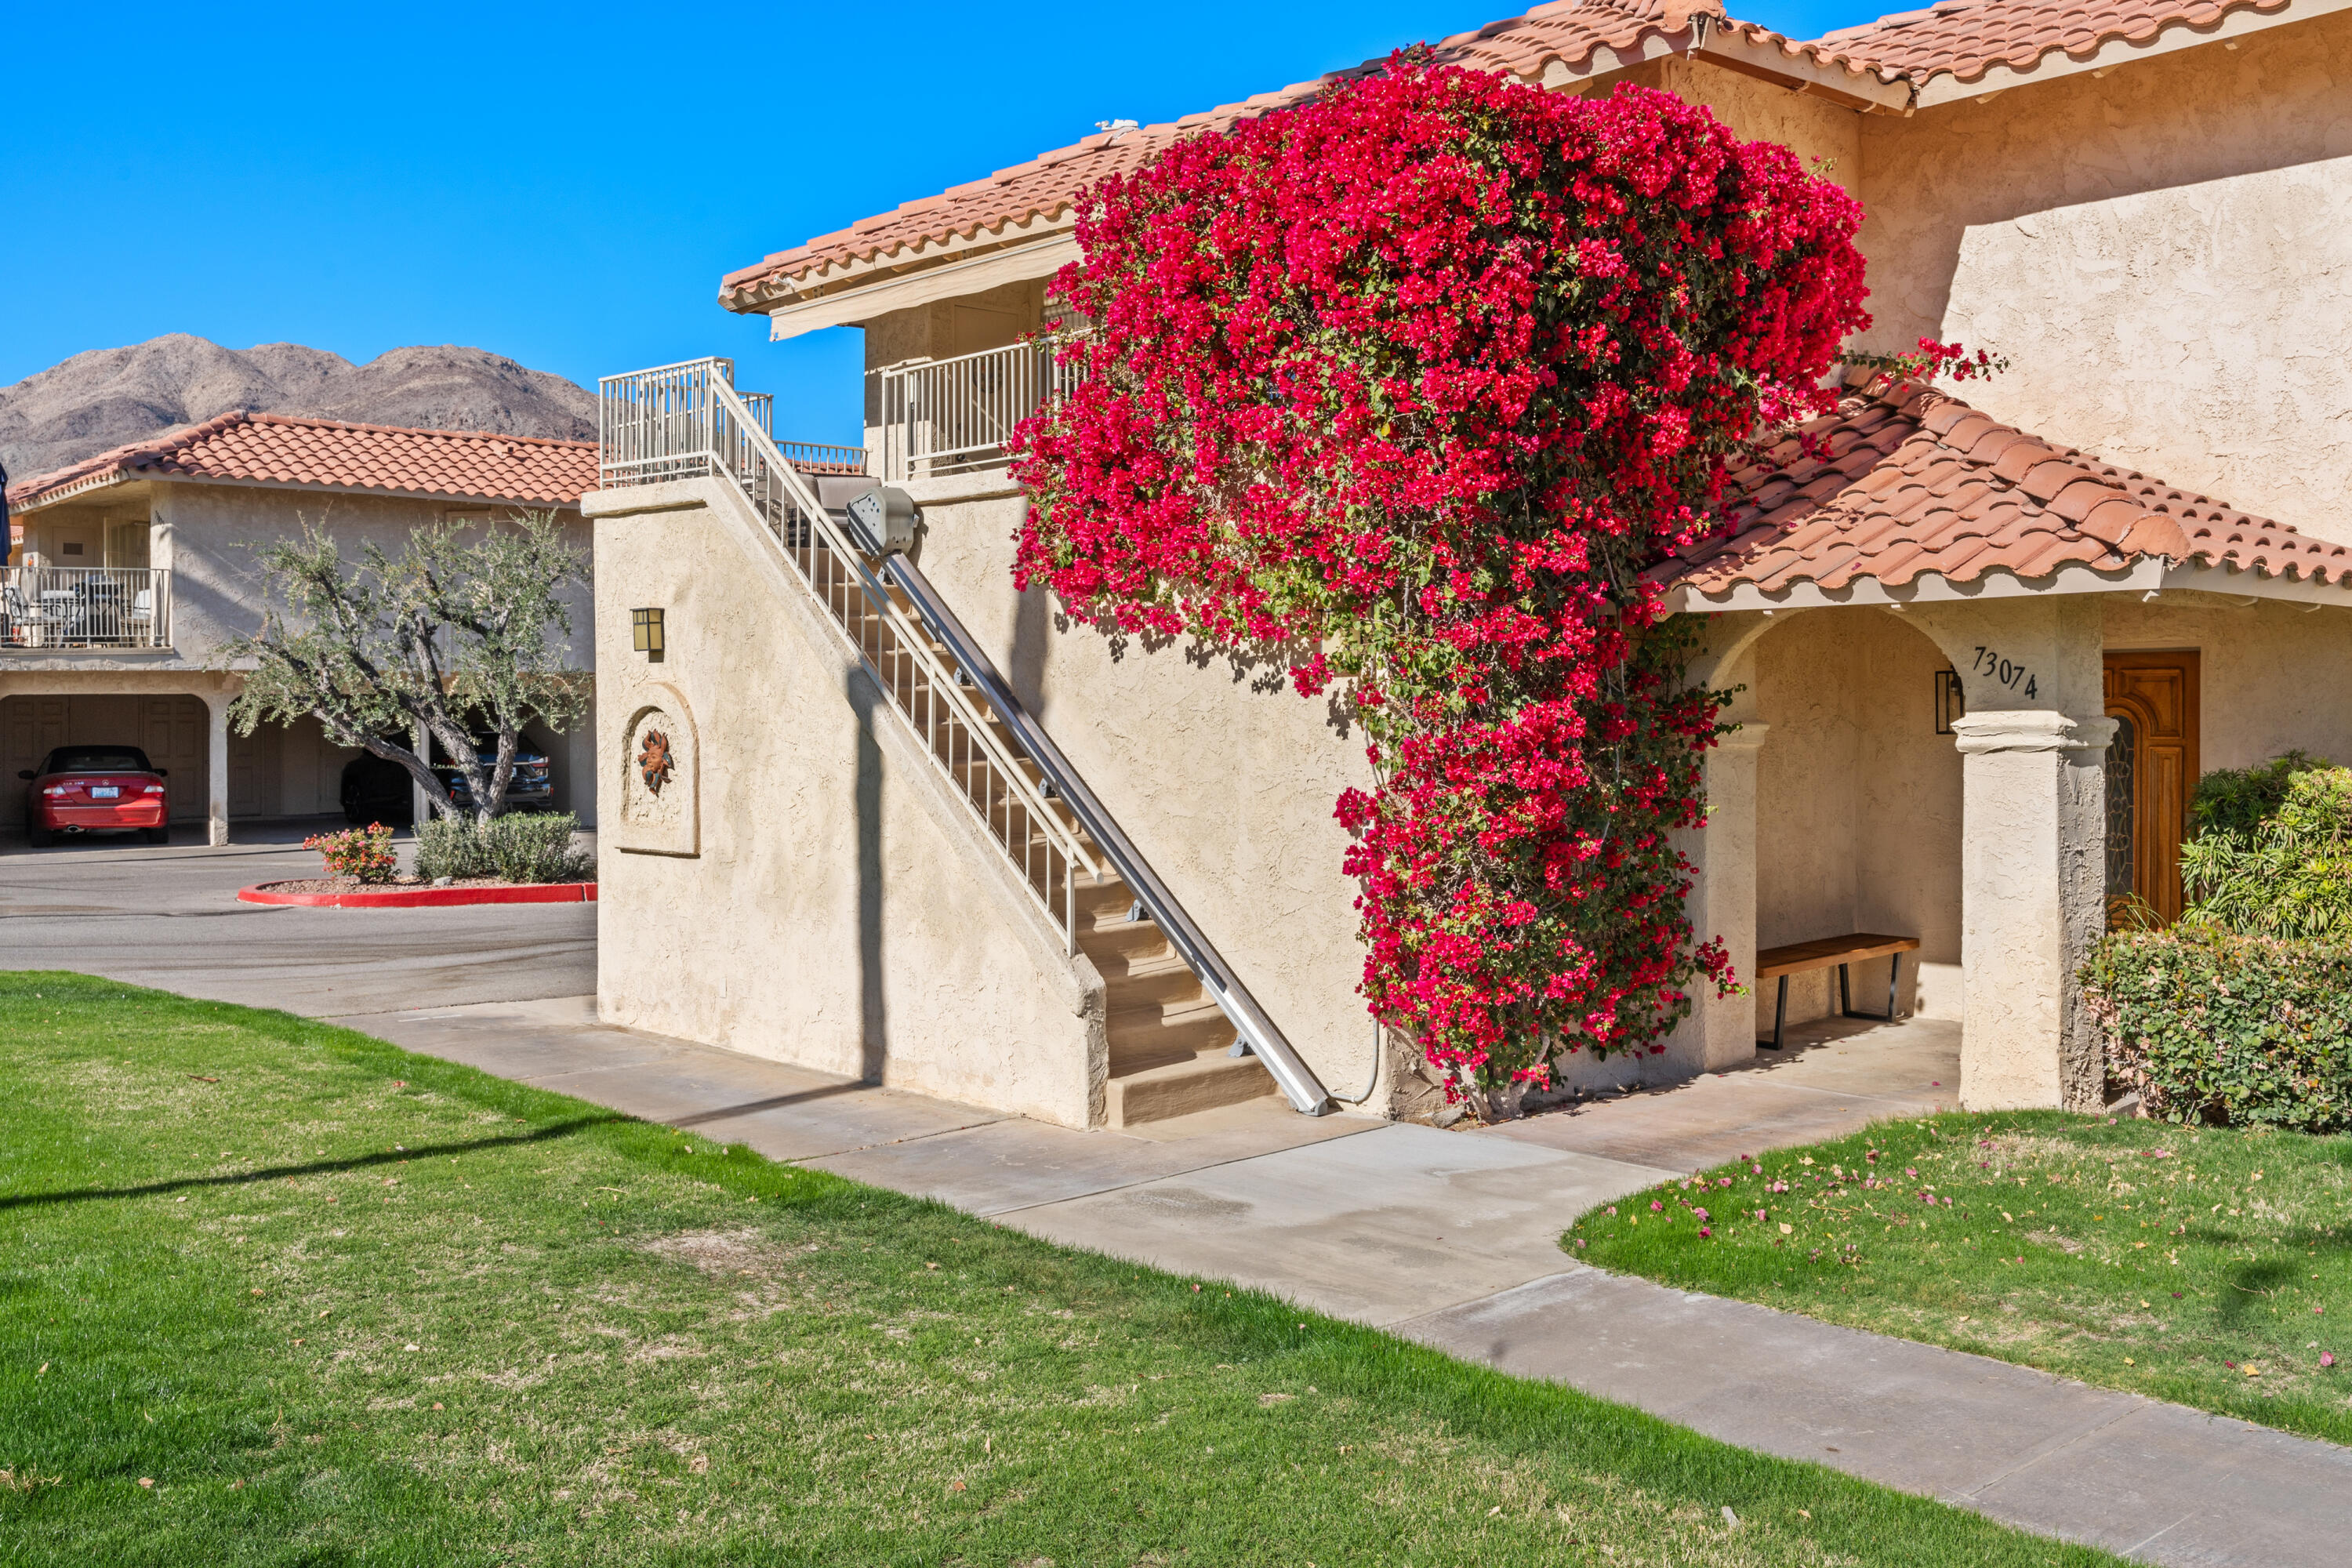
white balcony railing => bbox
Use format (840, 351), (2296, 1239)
(597, 358), (868, 492)
(871, 340), (1080, 483)
(2, 566), (170, 649)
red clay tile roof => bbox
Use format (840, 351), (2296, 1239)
(5, 412), (599, 514)
(1657, 383), (2352, 597)
(1813, 0), (2292, 87)
(724, 0), (1746, 305)
(726, 0), (2305, 310)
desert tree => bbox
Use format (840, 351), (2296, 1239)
(221, 510), (587, 822)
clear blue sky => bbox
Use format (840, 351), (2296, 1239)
(2, 0), (1880, 448)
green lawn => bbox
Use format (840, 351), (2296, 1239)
(0, 973), (2118, 1567)
(1571, 1109), (2352, 1446)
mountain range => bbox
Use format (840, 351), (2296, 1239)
(0, 335), (597, 482)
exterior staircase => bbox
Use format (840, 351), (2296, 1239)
(597, 358), (1332, 1127)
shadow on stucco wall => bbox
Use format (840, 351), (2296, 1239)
(849, 668), (887, 1083)
(1007, 583), (1051, 717)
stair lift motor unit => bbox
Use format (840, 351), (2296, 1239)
(843, 485), (919, 557)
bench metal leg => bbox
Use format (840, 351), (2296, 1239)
(1757, 975), (1788, 1051)
(1839, 954), (1903, 1023)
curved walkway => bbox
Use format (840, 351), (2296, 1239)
(321, 998), (2347, 1566)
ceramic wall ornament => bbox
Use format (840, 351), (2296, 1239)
(637, 729), (673, 795)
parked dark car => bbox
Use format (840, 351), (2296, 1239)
(20, 745), (169, 847)
(339, 753), (416, 826)
(435, 735), (555, 815)
(339, 736), (555, 823)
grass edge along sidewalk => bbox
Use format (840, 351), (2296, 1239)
(0, 971), (2117, 1566)
(1571, 1109), (2352, 1448)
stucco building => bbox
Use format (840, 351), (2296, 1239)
(4, 412), (600, 842)
(589, 0), (2352, 1126)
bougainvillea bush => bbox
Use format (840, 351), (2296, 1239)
(1011, 60), (1869, 1094)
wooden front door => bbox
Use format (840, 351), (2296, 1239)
(2103, 651), (2201, 923)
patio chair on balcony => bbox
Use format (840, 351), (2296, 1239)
(125, 586), (156, 644)
(2, 581), (60, 647)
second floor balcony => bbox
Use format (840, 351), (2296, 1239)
(870, 340), (1076, 484)
(2, 565), (172, 651)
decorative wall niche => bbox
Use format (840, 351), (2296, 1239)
(613, 684), (698, 856)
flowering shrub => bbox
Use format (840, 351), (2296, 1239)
(305, 822), (397, 884)
(1012, 60), (1868, 1093)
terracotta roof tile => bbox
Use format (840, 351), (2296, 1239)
(724, 0), (2304, 310)
(724, 0), (1737, 306)
(5, 412), (599, 514)
(1813, 0), (2293, 86)
(1657, 383), (2352, 597)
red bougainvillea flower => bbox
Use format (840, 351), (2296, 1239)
(1011, 56), (1868, 1094)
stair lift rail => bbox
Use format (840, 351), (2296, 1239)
(599, 359), (1104, 952)
(886, 555), (1335, 1119)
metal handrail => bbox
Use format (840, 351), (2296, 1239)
(598, 358), (1103, 948)
(701, 374), (1104, 884)
(887, 556), (1335, 1117)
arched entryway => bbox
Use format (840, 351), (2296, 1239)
(1747, 608), (1966, 1037)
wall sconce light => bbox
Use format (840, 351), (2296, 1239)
(631, 608), (666, 662)
(1934, 668), (1965, 734)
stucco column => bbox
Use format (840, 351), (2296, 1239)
(1662, 717), (1769, 1075)
(202, 693), (230, 847)
(1951, 709), (2115, 1111)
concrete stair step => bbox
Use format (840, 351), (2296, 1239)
(1109, 1000), (1231, 1062)
(1077, 923), (1172, 969)
(1098, 955), (1200, 1007)
(1105, 1048), (1276, 1127)
(1089, 942), (1190, 984)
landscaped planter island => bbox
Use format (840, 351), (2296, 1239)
(250, 816), (597, 908)
(238, 879), (597, 908)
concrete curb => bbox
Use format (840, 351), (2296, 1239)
(237, 880), (598, 909)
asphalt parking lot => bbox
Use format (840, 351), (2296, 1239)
(0, 819), (595, 1016)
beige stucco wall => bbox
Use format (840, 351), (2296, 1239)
(1748, 608), (1966, 1032)
(902, 476), (1388, 1109)
(1855, 11), (2352, 540)
(590, 477), (1105, 1127)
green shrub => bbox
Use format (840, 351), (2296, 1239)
(2084, 924), (2352, 1130)
(416, 811), (593, 884)
(2189, 750), (2332, 840)
(2178, 767), (2352, 941)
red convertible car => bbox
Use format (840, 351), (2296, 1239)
(19, 745), (171, 847)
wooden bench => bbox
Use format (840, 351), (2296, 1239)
(1755, 933), (1922, 1051)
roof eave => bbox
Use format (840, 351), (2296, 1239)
(97, 472), (587, 512)
(1693, 26), (1913, 111)
(1907, 0), (2346, 107)
(7, 467), (134, 516)
(1665, 553), (2352, 613)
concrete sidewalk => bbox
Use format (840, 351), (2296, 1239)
(340, 996), (2352, 1567)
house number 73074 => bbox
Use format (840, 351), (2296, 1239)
(1971, 645), (2038, 701)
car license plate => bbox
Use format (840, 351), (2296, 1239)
(89, 786), (121, 798)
